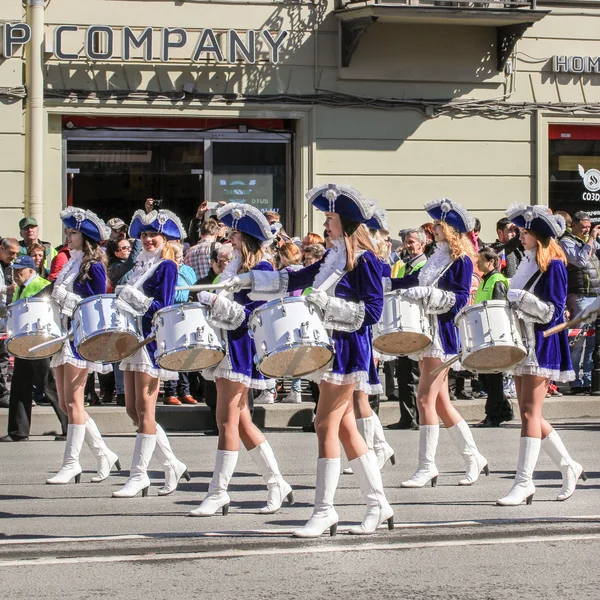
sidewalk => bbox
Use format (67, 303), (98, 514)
(2, 395), (600, 435)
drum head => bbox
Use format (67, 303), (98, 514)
(78, 331), (140, 363)
(373, 332), (432, 356)
(462, 346), (527, 373)
(7, 335), (62, 360)
(157, 348), (224, 372)
(259, 345), (333, 379)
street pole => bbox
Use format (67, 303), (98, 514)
(25, 0), (45, 232)
(591, 315), (600, 395)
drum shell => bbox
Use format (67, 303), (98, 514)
(73, 294), (141, 363)
(373, 292), (432, 356)
(6, 297), (63, 359)
(455, 300), (527, 373)
(153, 303), (225, 372)
(248, 296), (334, 379)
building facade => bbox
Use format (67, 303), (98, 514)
(2, 0), (600, 244)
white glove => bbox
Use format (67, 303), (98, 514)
(578, 297), (600, 324)
(117, 285), (152, 316)
(305, 289), (329, 311)
(198, 291), (217, 306)
(224, 272), (252, 292)
(507, 289), (523, 303)
(52, 285), (82, 317)
(402, 286), (431, 300)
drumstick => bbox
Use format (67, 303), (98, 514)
(28, 329), (74, 354)
(543, 317), (586, 339)
(430, 355), (460, 376)
(175, 283), (230, 292)
(127, 334), (156, 355)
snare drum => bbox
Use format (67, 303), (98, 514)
(73, 294), (141, 363)
(373, 292), (432, 356)
(6, 297), (63, 359)
(249, 296), (334, 379)
(455, 300), (527, 373)
(153, 303), (225, 372)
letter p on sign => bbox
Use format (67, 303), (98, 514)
(2, 23), (32, 58)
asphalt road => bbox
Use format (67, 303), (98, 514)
(1, 422), (599, 599)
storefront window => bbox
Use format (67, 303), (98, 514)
(549, 124), (600, 220)
(67, 140), (204, 228)
(212, 141), (289, 227)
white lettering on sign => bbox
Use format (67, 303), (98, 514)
(553, 55), (600, 74)
(2, 23), (288, 64)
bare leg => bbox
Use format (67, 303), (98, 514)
(134, 372), (159, 435)
(215, 378), (247, 452)
(353, 390), (373, 419)
(239, 396), (266, 451)
(316, 381), (367, 459)
(62, 363), (89, 425)
(123, 370), (139, 427)
(517, 375), (548, 439)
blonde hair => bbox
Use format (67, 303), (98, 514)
(530, 230), (567, 272)
(370, 228), (390, 262)
(441, 221), (477, 262)
(239, 233), (265, 273)
(160, 237), (177, 264)
(340, 216), (377, 271)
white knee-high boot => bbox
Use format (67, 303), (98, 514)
(401, 424), (439, 488)
(293, 458), (340, 538)
(348, 451), (394, 535)
(112, 434), (156, 498)
(371, 413), (396, 469)
(447, 419), (489, 485)
(497, 437), (540, 506)
(248, 441), (294, 514)
(46, 424), (85, 485)
(541, 430), (587, 501)
(189, 450), (238, 517)
(84, 417), (121, 483)
(154, 424), (190, 496)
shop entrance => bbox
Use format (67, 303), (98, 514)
(63, 117), (293, 236)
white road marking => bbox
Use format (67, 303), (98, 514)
(0, 514), (599, 546)
(0, 532), (599, 568)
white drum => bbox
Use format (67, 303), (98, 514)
(73, 294), (141, 363)
(249, 296), (334, 379)
(455, 300), (527, 373)
(373, 292), (432, 356)
(153, 303), (225, 372)
(6, 297), (63, 359)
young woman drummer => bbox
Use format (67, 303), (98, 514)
(388, 198), (488, 488)
(344, 209), (395, 474)
(189, 203), (293, 517)
(47, 208), (120, 485)
(112, 210), (189, 498)
(497, 204), (584, 506)
(230, 185), (394, 537)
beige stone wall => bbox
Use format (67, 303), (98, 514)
(0, 0), (27, 239)
(2, 1), (600, 243)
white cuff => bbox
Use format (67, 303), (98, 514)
(210, 295), (245, 330)
(515, 290), (554, 324)
(251, 269), (288, 294)
(118, 286), (152, 315)
(323, 297), (366, 332)
(383, 277), (392, 293)
(424, 287), (456, 314)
